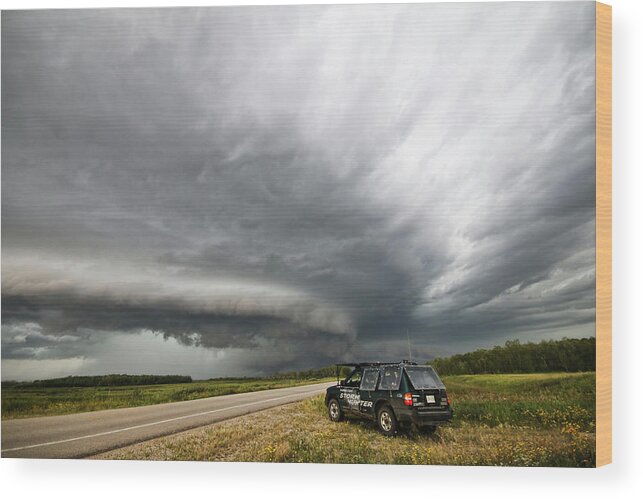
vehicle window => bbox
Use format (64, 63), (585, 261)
(344, 369), (362, 387)
(360, 368), (379, 391)
(378, 367), (402, 390)
(404, 366), (445, 390)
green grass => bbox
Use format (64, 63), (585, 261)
(445, 372), (596, 432)
(97, 372), (596, 467)
(1, 377), (334, 419)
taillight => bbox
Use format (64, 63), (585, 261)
(403, 392), (413, 406)
(446, 395), (451, 406)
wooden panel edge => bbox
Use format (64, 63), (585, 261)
(595, 1), (612, 468)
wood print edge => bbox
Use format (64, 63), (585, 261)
(595, 1), (612, 468)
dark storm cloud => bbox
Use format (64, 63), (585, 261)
(2, 2), (596, 376)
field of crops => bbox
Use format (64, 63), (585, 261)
(1, 377), (334, 419)
(96, 372), (596, 467)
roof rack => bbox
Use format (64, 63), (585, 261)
(335, 360), (418, 367)
(333, 360), (419, 384)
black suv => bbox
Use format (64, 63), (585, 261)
(325, 361), (452, 436)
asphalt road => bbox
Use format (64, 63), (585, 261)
(1, 381), (335, 459)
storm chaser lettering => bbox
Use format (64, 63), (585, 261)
(339, 390), (361, 406)
(339, 390), (373, 409)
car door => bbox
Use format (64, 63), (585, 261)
(339, 369), (362, 414)
(358, 368), (379, 418)
(377, 366), (403, 412)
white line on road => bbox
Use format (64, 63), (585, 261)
(2, 387), (325, 453)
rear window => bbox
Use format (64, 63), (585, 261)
(404, 366), (445, 390)
(378, 367), (402, 390)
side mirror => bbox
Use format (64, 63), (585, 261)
(339, 380), (346, 386)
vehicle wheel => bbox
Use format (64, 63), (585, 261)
(376, 406), (398, 436)
(328, 398), (344, 422)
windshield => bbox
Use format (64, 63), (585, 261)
(404, 366), (445, 390)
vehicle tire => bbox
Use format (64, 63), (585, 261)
(327, 398), (344, 422)
(376, 406), (398, 436)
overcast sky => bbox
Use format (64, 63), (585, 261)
(1, 2), (596, 380)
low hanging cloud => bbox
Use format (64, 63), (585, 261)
(2, 254), (356, 353)
(2, 3), (596, 377)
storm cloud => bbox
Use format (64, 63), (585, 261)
(1, 3), (596, 378)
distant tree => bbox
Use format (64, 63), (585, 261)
(12, 374), (193, 388)
(269, 365), (352, 380)
(429, 337), (595, 374)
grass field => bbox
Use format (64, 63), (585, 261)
(1, 377), (334, 419)
(96, 372), (596, 467)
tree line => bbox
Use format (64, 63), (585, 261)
(270, 365), (352, 380)
(4, 374), (193, 388)
(429, 337), (595, 375)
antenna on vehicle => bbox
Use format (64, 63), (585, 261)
(406, 329), (412, 362)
